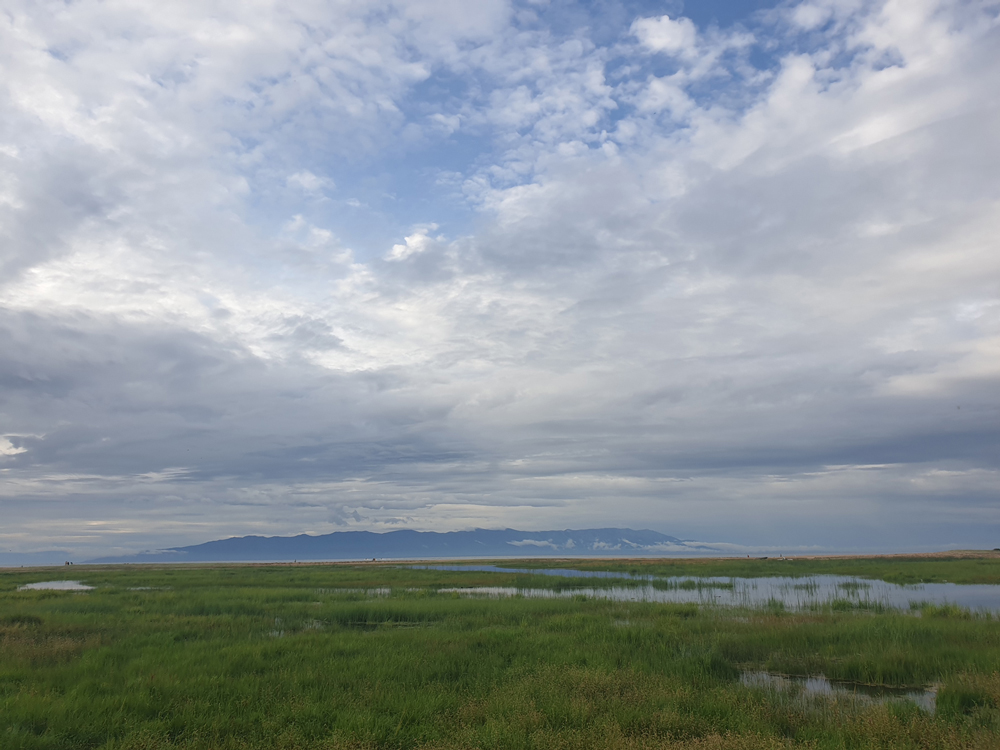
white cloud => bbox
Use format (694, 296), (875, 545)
(0, 437), (27, 456)
(287, 171), (333, 193)
(508, 539), (560, 549)
(1, 0), (999, 557)
(387, 224), (439, 261)
(791, 4), (833, 30)
(631, 15), (699, 58)
(428, 113), (461, 134)
(638, 77), (695, 117)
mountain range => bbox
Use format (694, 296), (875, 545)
(87, 528), (718, 563)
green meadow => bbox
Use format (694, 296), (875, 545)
(2, 559), (1000, 749)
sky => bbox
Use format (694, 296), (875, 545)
(1, 0), (999, 560)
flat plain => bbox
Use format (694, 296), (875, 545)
(2, 555), (1000, 749)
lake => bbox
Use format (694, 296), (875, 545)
(420, 565), (1000, 612)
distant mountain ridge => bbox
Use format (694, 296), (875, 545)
(88, 528), (715, 563)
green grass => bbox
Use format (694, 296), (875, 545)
(1, 561), (999, 749)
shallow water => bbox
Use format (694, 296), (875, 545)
(741, 671), (937, 713)
(427, 567), (1000, 612)
(18, 580), (94, 591)
(415, 564), (653, 580)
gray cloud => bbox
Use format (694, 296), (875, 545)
(1, 0), (999, 558)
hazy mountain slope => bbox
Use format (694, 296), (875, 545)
(87, 528), (710, 563)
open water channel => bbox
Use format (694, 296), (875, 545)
(417, 564), (1000, 612)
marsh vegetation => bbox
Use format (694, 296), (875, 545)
(2, 558), (1000, 749)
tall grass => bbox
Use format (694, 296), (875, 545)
(1, 562), (999, 748)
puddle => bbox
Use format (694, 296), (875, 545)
(423, 567), (1000, 613)
(742, 671), (937, 713)
(18, 580), (94, 591)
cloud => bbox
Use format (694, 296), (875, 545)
(791, 3), (833, 30)
(1, 0), (998, 557)
(0, 437), (27, 457)
(508, 539), (560, 549)
(631, 15), (698, 58)
(287, 171), (333, 193)
(387, 224), (439, 261)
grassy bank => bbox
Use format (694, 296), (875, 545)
(1, 562), (999, 749)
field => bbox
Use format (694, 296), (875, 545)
(2, 558), (1000, 749)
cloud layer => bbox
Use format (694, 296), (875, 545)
(2, 0), (999, 557)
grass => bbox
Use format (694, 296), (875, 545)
(0, 560), (999, 749)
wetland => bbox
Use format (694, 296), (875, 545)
(2, 554), (1000, 748)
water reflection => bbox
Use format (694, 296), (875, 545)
(18, 580), (94, 591)
(742, 671), (937, 713)
(432, 573), (1000, 612)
